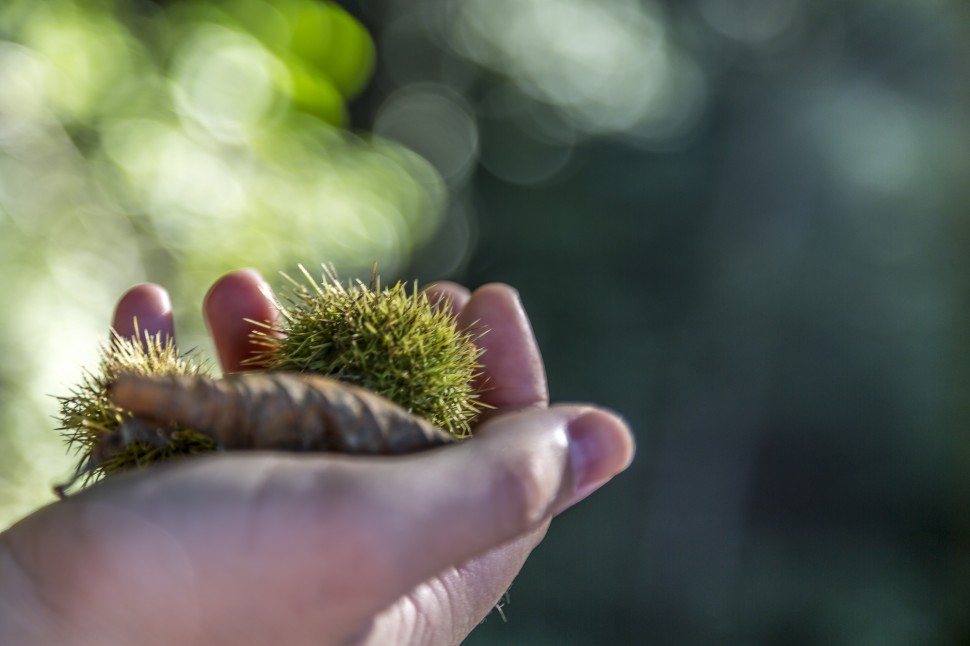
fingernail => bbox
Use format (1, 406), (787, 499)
(566, 410), (635, 503)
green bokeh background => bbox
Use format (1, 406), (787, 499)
(2, 1), (969, 644)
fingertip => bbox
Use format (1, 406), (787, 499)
(423, 281), (471, 317)
(459, 283), (548, 415)
(112, 283), (174, 344)
(203, 269), (273, 308)
(459, 284), (522, 328)
(471, 282), (520, 302)
(204, 269), (279, 373)
(472, 405), (635, 512)
(562, 408), (636, 509)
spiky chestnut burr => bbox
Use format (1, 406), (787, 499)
(56, 329), (214, 493)
(250, 265), (486, 438)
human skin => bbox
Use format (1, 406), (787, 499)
(0, 270), (635, 646)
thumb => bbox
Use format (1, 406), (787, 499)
(361, 405), (636, 604)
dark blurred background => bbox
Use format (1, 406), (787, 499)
(1, 1), (968, 644)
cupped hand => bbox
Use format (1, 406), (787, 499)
(0, 270), (634, 646)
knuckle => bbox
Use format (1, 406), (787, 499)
(492, 453), (556, 534)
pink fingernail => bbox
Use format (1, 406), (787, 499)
(566, 410), (636, 502)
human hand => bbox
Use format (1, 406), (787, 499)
(0, 270), (635, 646)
